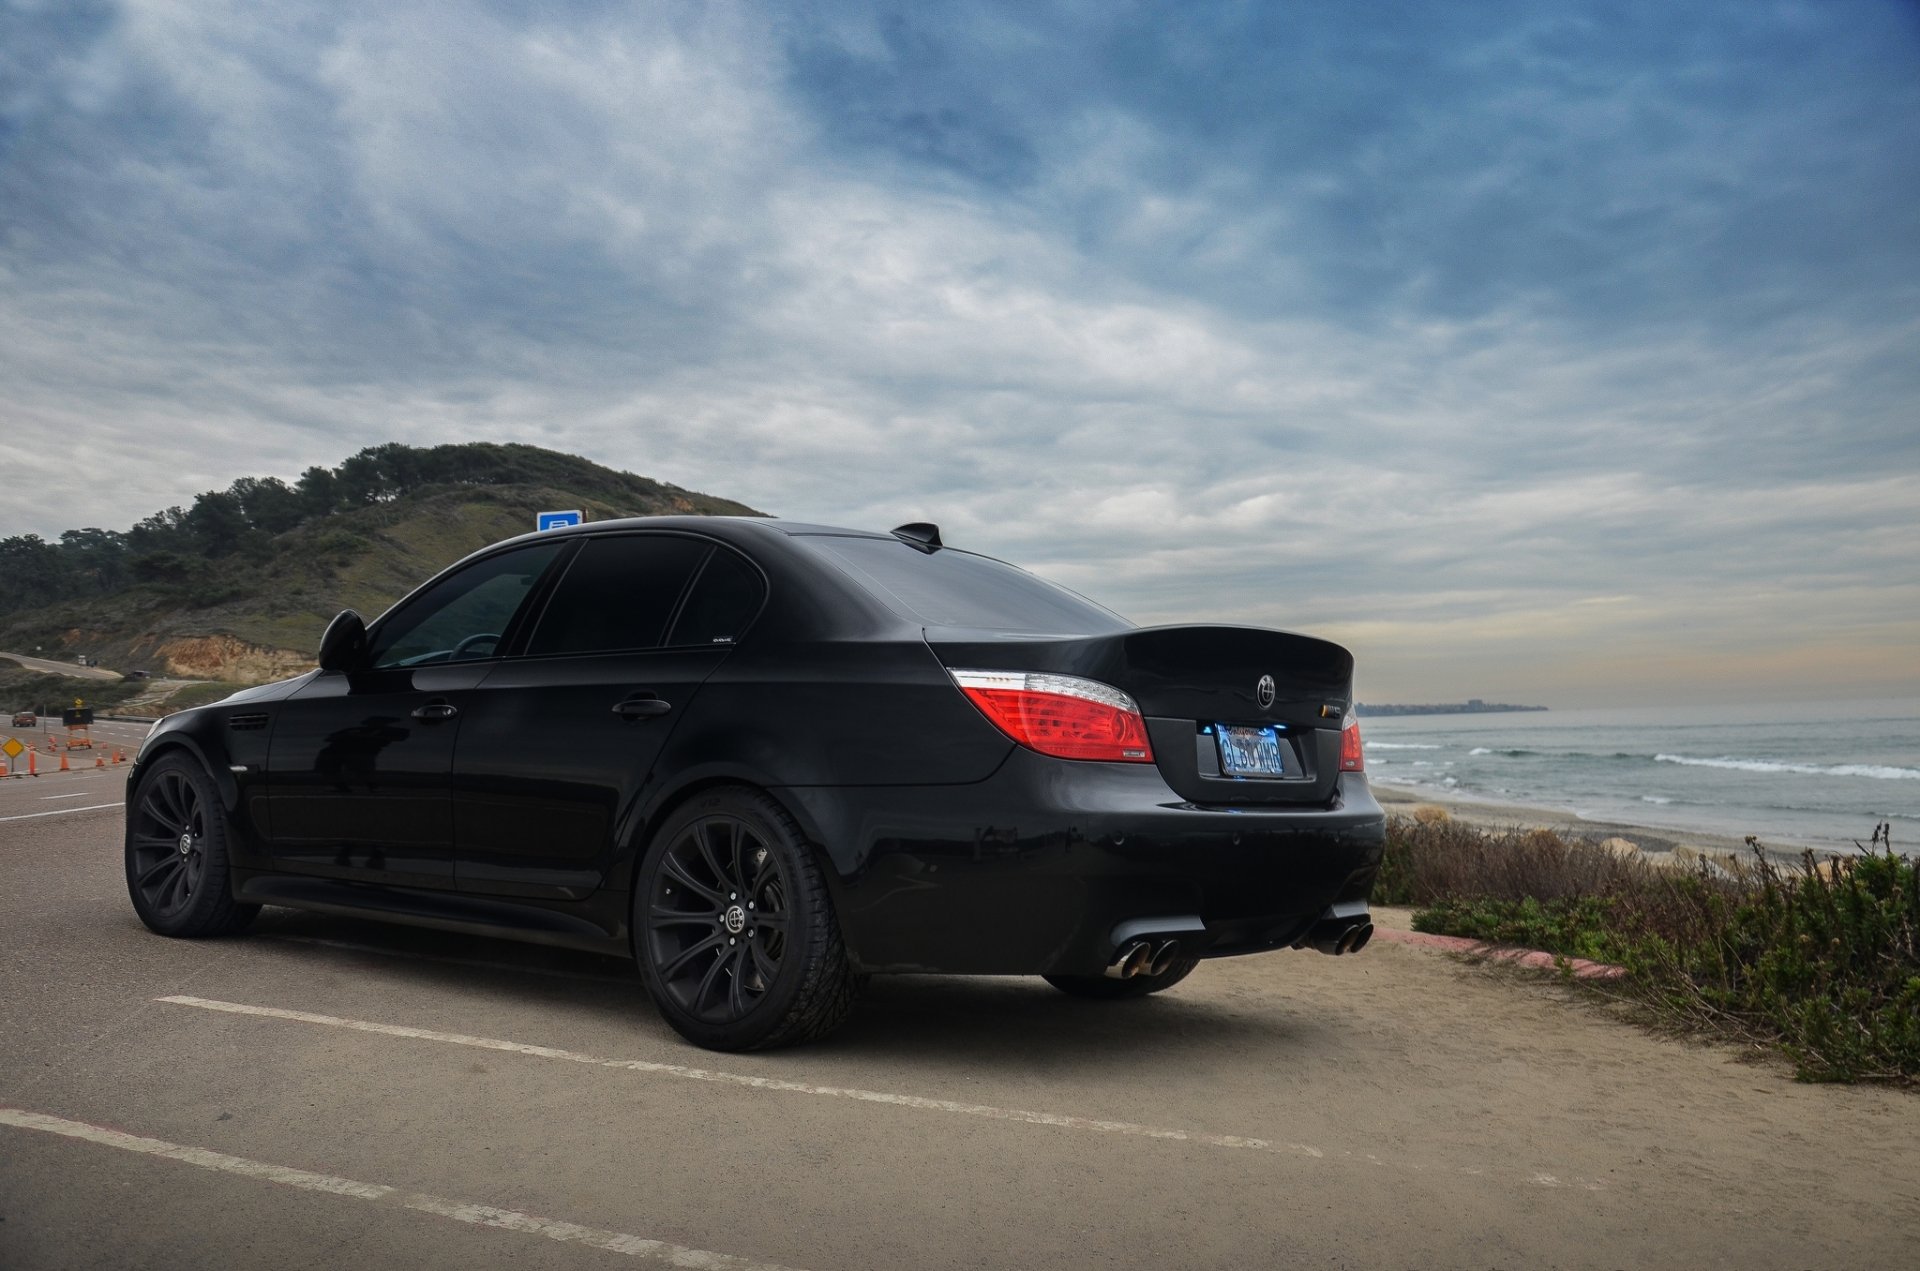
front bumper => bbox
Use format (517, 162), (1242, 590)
(780, 749), (1386, 976)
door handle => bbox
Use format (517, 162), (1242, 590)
(410, 702), (459, 722)
(613, 696), (672, 720)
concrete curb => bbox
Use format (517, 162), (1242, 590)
(1371, 926), (1627, 980)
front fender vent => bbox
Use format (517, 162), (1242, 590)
(228, 713), (269, 732)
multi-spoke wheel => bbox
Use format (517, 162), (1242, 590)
(636, 787), (860, 1051)
(125, 754), (258, 938)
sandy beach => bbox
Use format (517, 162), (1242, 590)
(1370, 780), (1834, 865)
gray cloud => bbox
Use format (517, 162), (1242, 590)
(1, 0), (1916, 704)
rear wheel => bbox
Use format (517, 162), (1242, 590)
(635, 788), (861, 1051)
(125, 754), (259, 938)
(1044, 958), (1200, 999)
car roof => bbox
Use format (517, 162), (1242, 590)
(492, 515), (897, 550)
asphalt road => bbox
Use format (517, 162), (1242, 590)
(0, 652), (124, 682)
(2, 789), (1916, 1270)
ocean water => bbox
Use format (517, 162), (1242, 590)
(1359, 699), (1920, 853)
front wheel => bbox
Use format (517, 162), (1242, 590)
(635, 788), (862, 1051)
(125, 754), (259, 938)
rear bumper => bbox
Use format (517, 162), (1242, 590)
(780, 751), (1386, 976)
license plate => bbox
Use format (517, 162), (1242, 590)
(1216, 724), (1288, 778)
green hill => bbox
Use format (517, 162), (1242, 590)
(0, 442), (760, 682)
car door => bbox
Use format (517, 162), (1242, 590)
(451, 533), (766, 899)
(262, 539), (567, 888)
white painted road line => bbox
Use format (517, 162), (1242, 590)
(158, 995), (1610, 1189)
(157, 995), (1330, 1160)
(0, 1107), (806, 1270)
(40, 792), (89, 800)
(0, 802), (121, 822)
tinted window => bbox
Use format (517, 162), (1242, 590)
(527, 535), (709, 656)
(368, 542), (563, 669)
(802, 536), (1130, 633)
(668, 548), (765, 646)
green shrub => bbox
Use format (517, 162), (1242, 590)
(1413, 895), (1628, 964)
(1390, 815), (1920, 1083)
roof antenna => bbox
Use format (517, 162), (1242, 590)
(891, 522), (942, 552)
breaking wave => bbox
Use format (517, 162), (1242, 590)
(1653, 754), (1920, 781)
(1366, 743), (1442, 750)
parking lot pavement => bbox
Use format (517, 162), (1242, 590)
(4, 806), (1917, 1270)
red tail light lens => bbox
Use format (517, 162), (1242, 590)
(1339, 713), (1364, 771)
(950, 670), (1154, 763)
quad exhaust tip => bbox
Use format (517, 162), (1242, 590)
(1305, 918), (1374, 956)
(1105, 938), (1183, 980)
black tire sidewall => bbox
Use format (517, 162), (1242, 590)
(125, 754), (243, 937)
(633, 788), (833, 1050)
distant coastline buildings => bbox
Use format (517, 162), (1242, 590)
(1355, 699), (1549, 717)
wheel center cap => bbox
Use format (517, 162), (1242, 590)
(723, 905), (747, 934)
(178, 833), (193, 855)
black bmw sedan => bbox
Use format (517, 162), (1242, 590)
(125, 517), (1385, 1050)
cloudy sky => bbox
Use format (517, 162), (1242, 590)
(2, 0), (1916, 706)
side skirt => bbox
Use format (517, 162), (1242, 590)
(234, 872), (631, 957)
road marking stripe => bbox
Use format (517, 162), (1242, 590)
(158, 995), (1328, 1160)
(0, 802), (120, 822)
(0, 1107), (806, 1270)
(40, 792), (89, 800)
(267, 935), (637, 983)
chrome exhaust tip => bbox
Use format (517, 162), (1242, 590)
(1105, 939), (1153, 979)
(1342, 922), (1374, 955)
(1147, 940), (1181, 978)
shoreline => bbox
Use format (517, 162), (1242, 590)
(1369, 781), (1846, 864)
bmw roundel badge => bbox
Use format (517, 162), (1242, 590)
(1257, 674), (1276, 710)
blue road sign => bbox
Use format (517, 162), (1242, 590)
(537, 509), (583, 532)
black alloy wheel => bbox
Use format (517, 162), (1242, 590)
(636, 788), (861, 1050)
(125, 754), (259, 938)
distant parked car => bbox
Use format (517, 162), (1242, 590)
(123, 517), (1386, 1051)
(10, 710), (34, 728)
(126, 670), (150, 680)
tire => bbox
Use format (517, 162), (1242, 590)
(1044, 957), (1201, 1000)
(634, 787), (862, 1051)
(125, 753), (260, 938)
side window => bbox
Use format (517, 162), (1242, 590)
(367, 542), (564, 669)
(668, 548), (766, 646)
(526, 535), (710, 657)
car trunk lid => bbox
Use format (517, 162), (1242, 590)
(924, 624), (1354, 805)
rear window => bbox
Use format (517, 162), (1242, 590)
(801, 536), (1129, 633)
(668, 547), (765, 646)
(526, 535), (709, 656)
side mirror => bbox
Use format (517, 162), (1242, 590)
(317, 609), (369, 673)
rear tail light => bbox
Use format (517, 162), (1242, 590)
(1339, 712), (1364, 771)
(950, 670), (1154, 763)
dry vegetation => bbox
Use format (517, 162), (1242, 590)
(1379, 815), (1920, 1083)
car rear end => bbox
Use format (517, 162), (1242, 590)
(786, 531), (1386, 979)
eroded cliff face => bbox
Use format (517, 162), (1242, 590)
(151, 635), (315, 682)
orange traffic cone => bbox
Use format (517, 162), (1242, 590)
(28, 751), (37, 777)
(113, 748), (125, 764)
(59, 751), (70, 772)
(95, 755), (106, 768)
